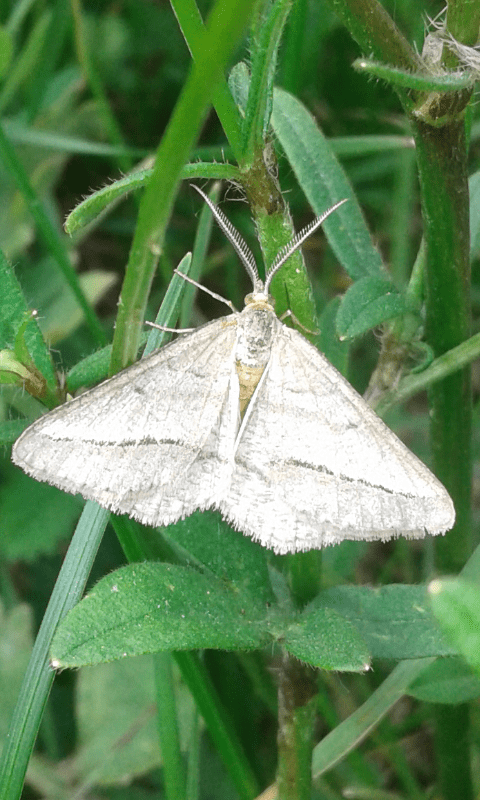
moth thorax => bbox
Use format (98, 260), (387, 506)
(235, 306), (275, 417)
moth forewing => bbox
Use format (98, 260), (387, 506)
(12, 190), (455, 553)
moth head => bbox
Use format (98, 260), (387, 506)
(244, 290), (275, 312)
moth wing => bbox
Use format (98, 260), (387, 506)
(13, 318), (240, 526)
(220, 322), (455, 554)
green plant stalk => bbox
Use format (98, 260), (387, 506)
(154, 653), (186, 800)
(445, 0), (480, 53)
(169, 0), (245, 159)
(327, 0), (420, 74)
(0, 503), (109, 800)
(375, 330), (480, 415)
(0, 123), (106, 345)
(276, 653), (317, 800)
(109, 0), (257, 375)
(414, 121), (472, 572)
(174, 651), (259, 800)
(413, 116), (473, 800)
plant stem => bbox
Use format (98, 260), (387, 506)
(276, 652), (317, 800)
(413, 114), (473, 800)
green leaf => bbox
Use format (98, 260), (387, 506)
(318, 296), (350, 376)
(336, 276), (408, 340)
(64, 162), (239, 235)
(283, 607), (370, 671)
(228, 61), (250, 115)
(311, 658), (435, 779)
(162, 510), (274, 605)
(0, 464), (83, 563)
(429, 577), (480, 674)
(51, 562), (270, 668)
(0, 249), (55, 388)
(310, 584), (455, 660)
(271, 88), (385, 281)
(408, 657), (480, 704)
(72, 655), (194, 785)
(353, 57), (476, 92)
(0, 419), (29, 446)
(241, 0), (292, 162)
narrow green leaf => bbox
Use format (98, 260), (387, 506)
(153, 653), (187, 800)
(310, 584), (455, 660)
(318, 297), (350, 376)
(242, 0), (292, 162)
(311, 658), (435, 778)
(408, 657), (480, 704)
(271, 88), (385, 280)
(354, 57), (476, 92)
(0, 249), (55, 389)
(51, 563), (270, 668)
(0, 502), (109, 800)
(64, 163), (240, 235)
(336, 276), (408, 340)
(429, 578), (480, 674)
(283, 607), (370, 671)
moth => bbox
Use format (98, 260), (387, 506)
(13, 187), (455, 553)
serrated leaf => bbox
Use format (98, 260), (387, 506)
(271, 88), (385, 281)
(429, 578), (480, 674)
(408, 657), (480, 704)
(336, 276), (407, 340)
(310, 584), (455, 660)
(283, 607), (370, 671)
(51, 562), (270, 668)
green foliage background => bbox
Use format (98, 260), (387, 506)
(1, 0), (480, 799)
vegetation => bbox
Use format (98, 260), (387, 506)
(0, 0), (479, 798)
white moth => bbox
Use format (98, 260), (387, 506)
(13, 189), (455, 553)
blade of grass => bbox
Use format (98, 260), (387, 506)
(175, 651), (259, 800)
(154, 653), (186, 800)
(170, 0), (244, 159)
(0, 503), (109, 800)
(109, 0), (258, 375)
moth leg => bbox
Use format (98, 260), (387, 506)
(173, 269), (238, 312)
(280, 309), (319, 336)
